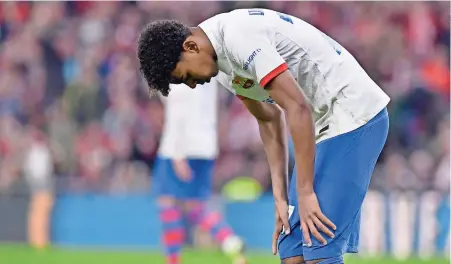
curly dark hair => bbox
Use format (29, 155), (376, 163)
(137, 20), (191, 97)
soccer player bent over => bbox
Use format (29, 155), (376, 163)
(153, 80), (246, 264)
(138, 8), (390, 264)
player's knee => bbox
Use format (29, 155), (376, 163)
(281, 256), (305, 264)
(306, 256), (344, 264)
(158, 196), (177, 207)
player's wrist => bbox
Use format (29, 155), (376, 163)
(297, 185), (314, 196)
(274, 194), (288, 203)
(273, 188), (288, 202)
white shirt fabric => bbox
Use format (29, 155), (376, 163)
(199, 8), (390, 143)
(158, 80), (219, 159)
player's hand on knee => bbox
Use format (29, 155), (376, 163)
(272, 200), (290, 255)
(298, 191), (336, 247)
(172, 159), (192, 182)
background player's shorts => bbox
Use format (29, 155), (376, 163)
(278, 108), (389, 261)
(152, 157), (215, 200)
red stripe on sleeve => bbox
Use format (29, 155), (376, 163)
(259, 63), (289, 87)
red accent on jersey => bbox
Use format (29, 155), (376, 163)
(260, 63), (289, 87)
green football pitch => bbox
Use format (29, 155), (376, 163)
(0, 244), (448, 264)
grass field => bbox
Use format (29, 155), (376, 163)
(0, 244), (448, 264)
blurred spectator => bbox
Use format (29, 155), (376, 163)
(22, 127), (54, 249)
(63, 57), (103, 126)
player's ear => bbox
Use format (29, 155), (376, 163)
(183, 39), (199, 53)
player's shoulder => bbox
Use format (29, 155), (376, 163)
(221, 11), (271, 42)
(226, 9), (269, 29)
(200, 8), (271, 34)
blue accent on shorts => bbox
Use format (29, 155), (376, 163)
(278, 108), (389, 261)
(152, 157), (215, 200)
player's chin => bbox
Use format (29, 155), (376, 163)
(211, 67), (219, 78)
(201, 74), (215, 84)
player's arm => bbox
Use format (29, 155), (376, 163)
(264, 71), (315, 196)
(264, 63), (336, 246)
(217, 71), (289, 203)
(238, 95), (292, 252)
(240, 97), (289, 204)
(225, 23), (312, 199)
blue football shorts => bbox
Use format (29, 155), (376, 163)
(278, 108), (389, 261)
(152, 157), (215, 200)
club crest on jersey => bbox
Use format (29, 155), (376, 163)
(232, 76), (255, 89)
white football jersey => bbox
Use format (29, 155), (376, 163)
(200, 8), (390, 143)
(158, 80), (219, 159)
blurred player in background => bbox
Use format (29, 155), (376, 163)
(152, 79), (246, 264)
(138, 7), (390, 264)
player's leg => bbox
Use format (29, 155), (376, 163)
(153, 157), (186, 264)
(281, 256), (306, 264)
(182, 159), (246, 263)
(185, 200), (235, 246)
(279, 108), (389, 264)
(158, 197), (185, 264)
(303, 109), (389, 263)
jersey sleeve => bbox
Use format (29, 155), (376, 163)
(224, 23), (288, 88)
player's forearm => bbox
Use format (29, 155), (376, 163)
(258, 111), (289, 202)
(285, 104), (315, 194)
(240, 99), (289, 201)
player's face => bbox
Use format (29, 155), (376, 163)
(170, 40), (219, 89)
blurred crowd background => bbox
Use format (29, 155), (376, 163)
(0, 1), (449, 196)
(0, 1), (449, 255)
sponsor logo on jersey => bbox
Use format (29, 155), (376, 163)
(277, 13), (293, 24)
(243, 48), (261, 71)
(248, 10), (264, 16)
(232, 75), (255, 89)
(262, 97), (275, 104)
